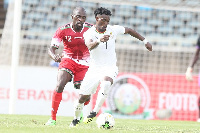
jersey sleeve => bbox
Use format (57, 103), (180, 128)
(113, 25), (125, 35)
(197, 36), (200, 49)
(51, 27), (64, 49)
(83, 29), (95, 42)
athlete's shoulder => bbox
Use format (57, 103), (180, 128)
(84, 22), (93, 28)
(59, 23), (71, 30)
(108, 25), (125, 34)
(85, 25), (95, 33)
(53, 23), (71, 37)
(107, 25), (117, 31)
(110, 25), (124, 29)
(83, 26), (95, 38)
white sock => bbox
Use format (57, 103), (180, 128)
(74, 101), (84, 120)
(83, 102), (91, 117)
(93, 81), (111, 113)
(93, 93), (106, 113)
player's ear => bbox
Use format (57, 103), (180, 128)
(71, 15), (74, 19)
(95, 16), (99, 21)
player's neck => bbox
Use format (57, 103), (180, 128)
(95, 26), (106, 34)
(72, 25), (83, 32)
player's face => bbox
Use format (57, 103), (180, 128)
(72, 10), (86, 30)
(95, 14), (110, 32)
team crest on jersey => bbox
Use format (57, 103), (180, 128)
(109, 32), (114, 39)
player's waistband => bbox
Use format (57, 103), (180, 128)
(63, 54), (89, 66)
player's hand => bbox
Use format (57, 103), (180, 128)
(185, 67), (193, 81)
(53, 54), (63, 62)
(145, 42), (152, 51)
(100, 35), (110, 42)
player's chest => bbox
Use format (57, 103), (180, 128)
(95, 34), (115, 50)
(95, 30), (115, 39)
(63, 32), (84, 45)
(96, 38), (115, 51)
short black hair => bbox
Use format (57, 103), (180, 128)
(72, 6), (86, 15)
(94, 7), (112, 17)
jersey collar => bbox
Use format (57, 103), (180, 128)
(95, 26), (107, 34)
(70, 23), (85, 33)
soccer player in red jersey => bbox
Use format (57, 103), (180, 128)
(45, 7), (92, 125)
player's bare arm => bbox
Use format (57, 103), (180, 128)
(186, 48), (200, 81)
(186, 36), (200, 81)
(48, 46), (63, 62)
(86, 35), (110, 50)
(190, 48), (200, 68)
(124, 27), (153, 51)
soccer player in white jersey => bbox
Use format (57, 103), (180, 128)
(70, 7), (152, 127)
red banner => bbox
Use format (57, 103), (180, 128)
(92, 73), (199, 121)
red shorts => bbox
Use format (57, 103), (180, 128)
(59, 58), (89, 84)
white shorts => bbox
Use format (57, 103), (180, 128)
(79, 65), (118, 95)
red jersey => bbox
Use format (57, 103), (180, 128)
(51, 22), (92, 66)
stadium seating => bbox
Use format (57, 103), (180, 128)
(1, 0), (200, 64)
(2, 0), (200, 50)
(18, 0), (199, 48)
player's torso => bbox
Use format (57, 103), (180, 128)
(90, 26), (117, 66)
(62, 24), (90, 60)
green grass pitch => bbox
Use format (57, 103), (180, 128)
(0, 114), (200, 133)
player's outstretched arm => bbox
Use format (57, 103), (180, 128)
(124, 27), (152, 51)
(186, 48), (200, 81)
(48, 46), (63, 62)
(189, 47), (200, 69)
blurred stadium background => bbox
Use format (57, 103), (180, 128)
(0, 0), (200, 121)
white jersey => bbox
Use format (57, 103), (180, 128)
(83, 25), (125, 67)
